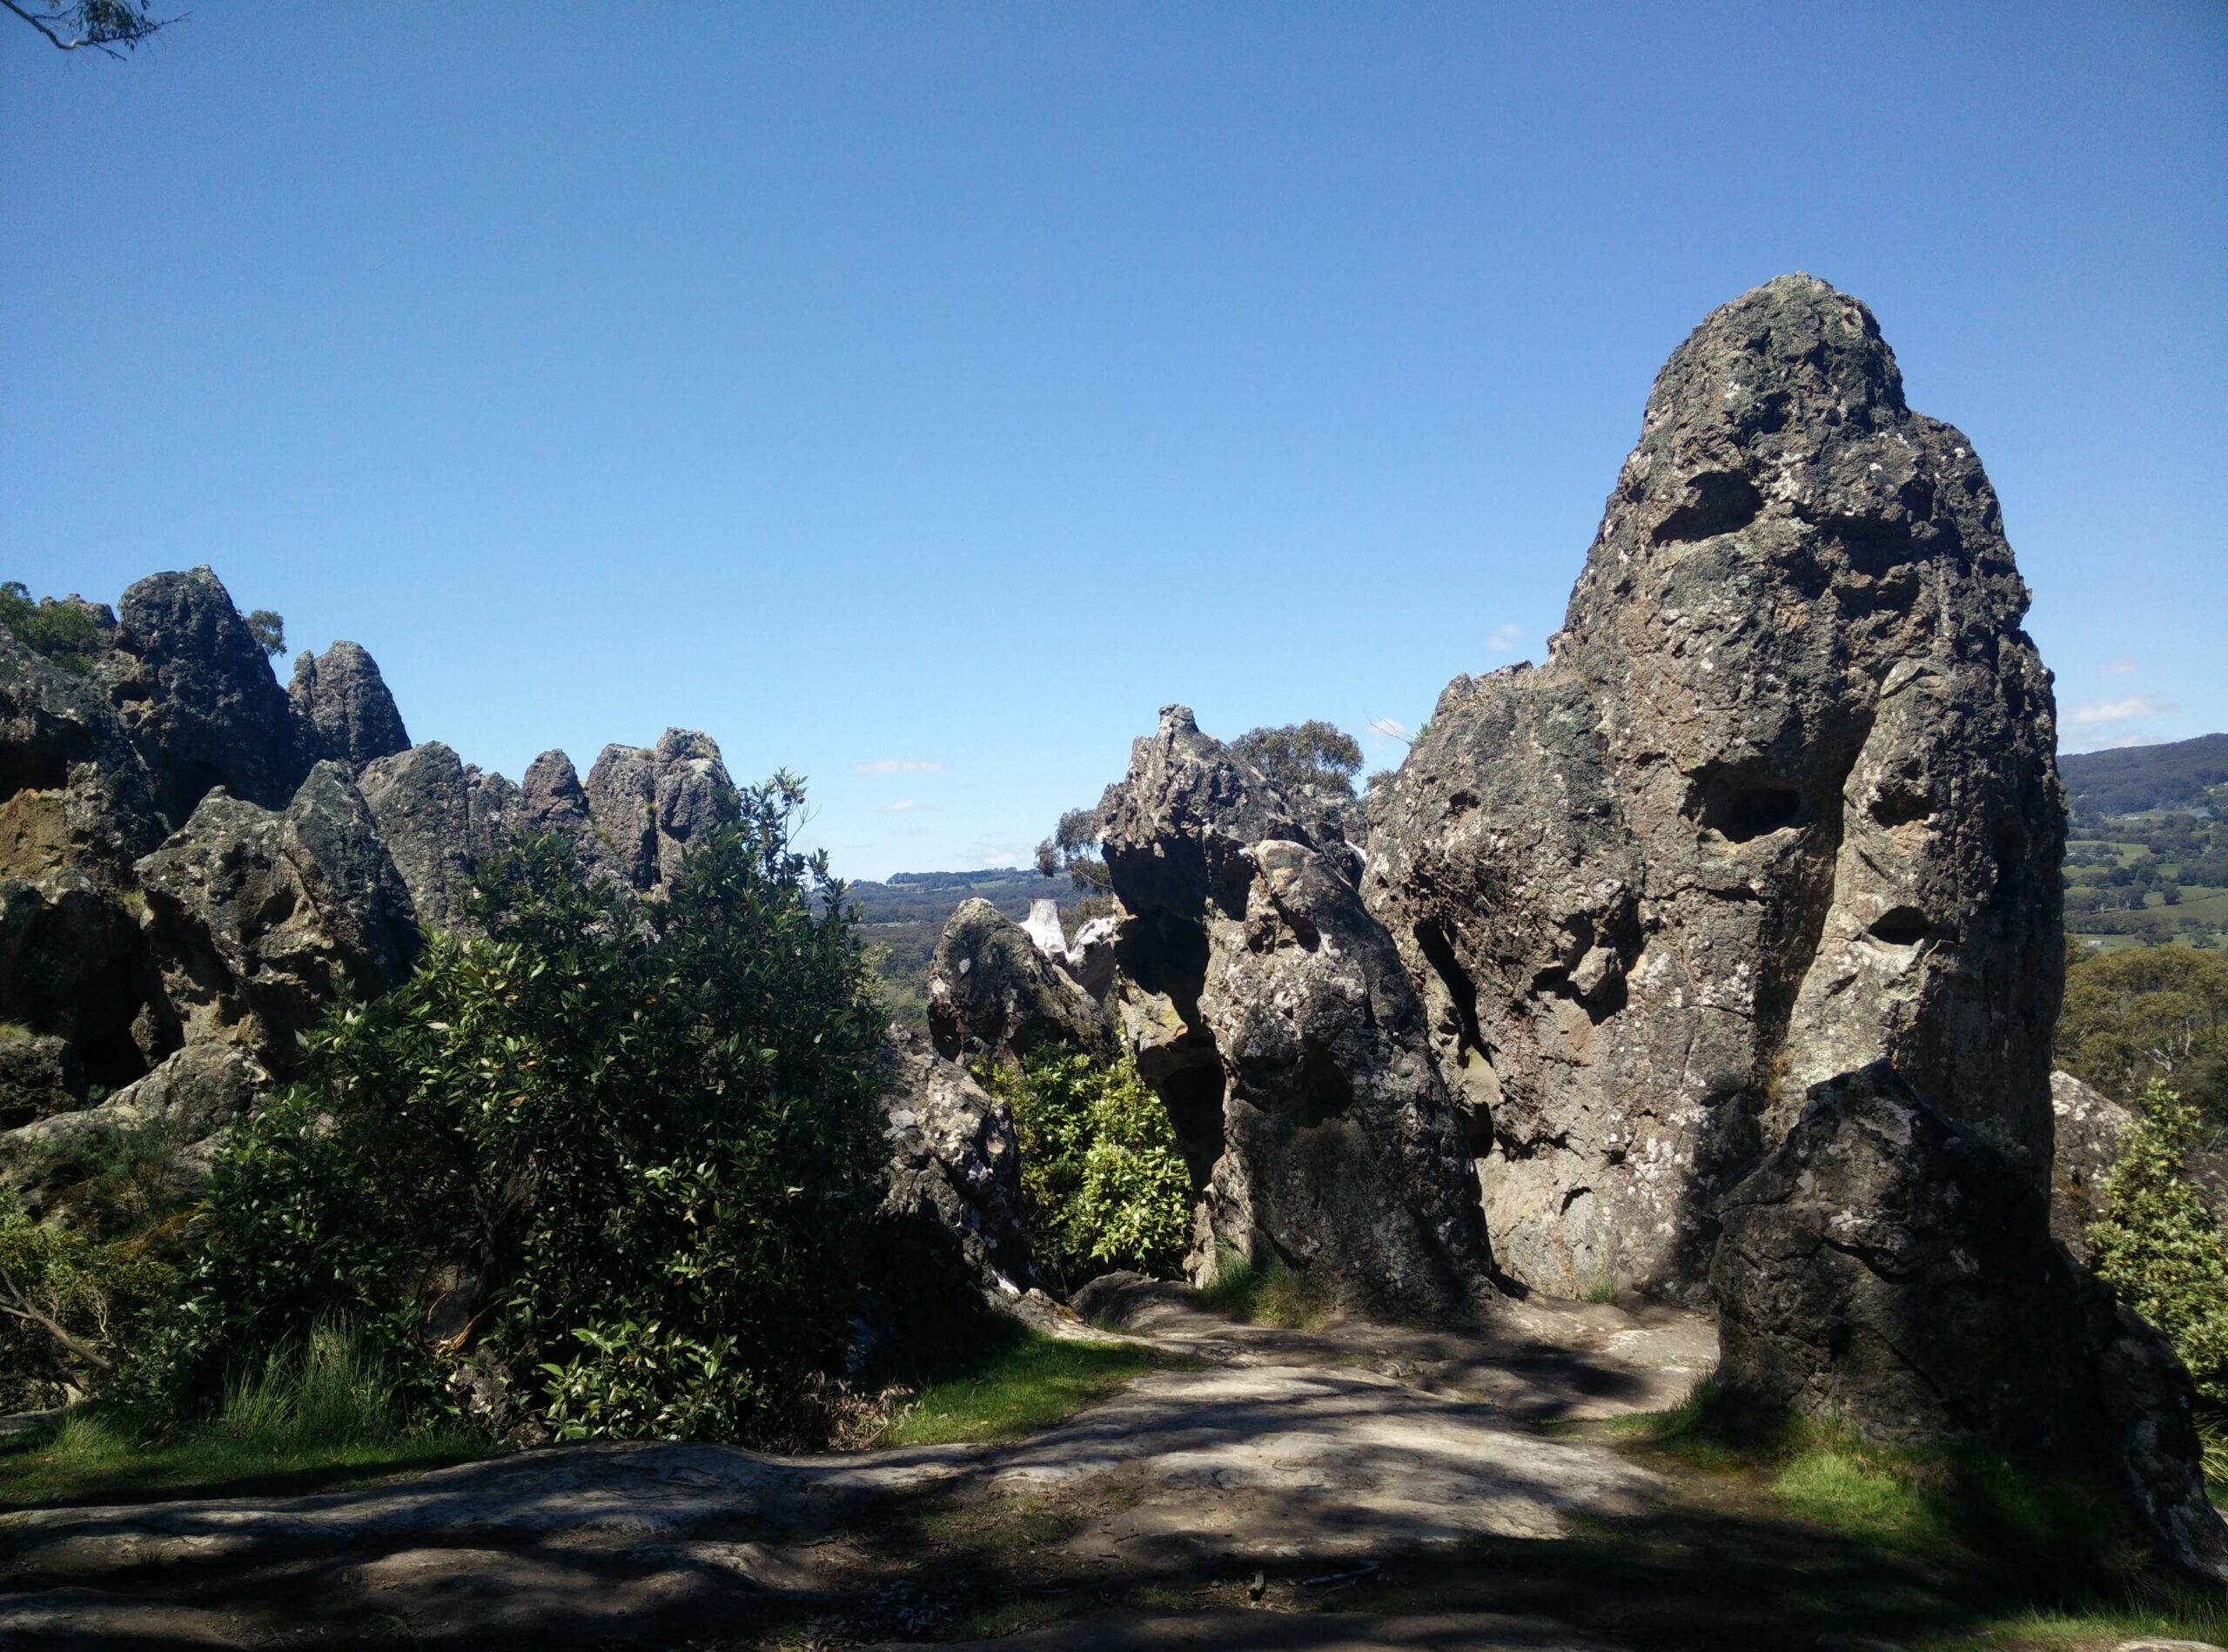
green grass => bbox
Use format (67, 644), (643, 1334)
(1189, 1249), (1337, 1329)
(873, 1315), (1164, 1447)
(1581, 1277), (1619, 1305)
(0, 1324), (492, 1512)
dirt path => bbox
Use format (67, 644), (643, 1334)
(0, 1286), (1721, 1649)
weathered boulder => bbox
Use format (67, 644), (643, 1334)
(927, 898), (1114, 1067)
(1366, 274), (2064, 1299)
(871, 1031), (1037, 1317)
(0, 1042), (267, 1221)
(0, 625), (166, 882)
(0, 1031), (78, 1131)
(1063, 913), (1120, 1000)
(102, 568), (306, 825)
(1712, 1062), (2228, 1581)
(584, 729), (739, 891)
(137, 762), (419, 1074)
(2050, 1068), (2137, 1263)
(1099, 707), (1495, 1320)
(359, 741), (520, 931)
(288, 641), (410, 769)
(0, 870), (155, 1091)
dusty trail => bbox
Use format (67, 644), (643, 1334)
(0, 1286), (1715, 1649)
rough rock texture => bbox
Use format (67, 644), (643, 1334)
(288, 640), (411, 769)
(137, 762), (420, 1074)
(1713, 1063), (2228, 1581)
(0, 625), (166, 882)
(584, 729), (738, 890)
(0, 869), (154, 1090)
(2050, 1067), (2137, 1263)
(926, 898), (1115, 1067)
(1366, 274), (2064, 1299)
(101, 567), (307, 825)
(1098, 707), (1495, 1320)
(872, 1031), (1038, 1316)
(359, 741), (521, 931)
(0, 1042), (268, 1219)
(0, 1031), (78, 1131)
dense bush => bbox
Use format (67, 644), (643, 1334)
(2058, 944), (2228, 1122)
(0, 1191), (178, 1409)
(977, 1049), (1191, 1292)
(135, 775), (889, 1445)
(0, 580), (101, 673)
(2088, 1082), (2228, 1405)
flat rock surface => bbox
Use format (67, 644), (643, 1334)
(0, 1293), (1709, 1648)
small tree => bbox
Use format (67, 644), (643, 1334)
(1036, 804), (1111, 894)
(2089, 1082), (2228, 1404)
(3, 0), (173, 57)
(1231, 720), (1364, 799)
(245, 609), (286, 658)
(0, 581), (102, 673)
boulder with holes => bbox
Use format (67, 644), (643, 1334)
(1365, 274), (2063, 1300)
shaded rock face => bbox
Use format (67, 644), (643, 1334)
(584, 729), (739, 891)
(872, 1031), (1037, 1317)
(0, 1032), (79, 1131)
(0, 870), (153, 1091)
(1099, 707), (1495, 1321)
(359, 742), (521, 931)
(103, 568), (307, 825)
(1712, 1063), (2228, 1581)
(926, 898), (1114, 1067)
(0, 627), (166, 882)
(137, 763), (419, 1075)
(289, 641), (410, 769)
(1366, 274), (2064, 1299)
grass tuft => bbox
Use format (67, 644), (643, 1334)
(1190, 1249), (1337, 1329)
(870, 1315), (1162, 1447)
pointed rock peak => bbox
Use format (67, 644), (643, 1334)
(1647, 272), (1906, 440)
(654, 728), (723, 766)
(1158, 704), (1198, 734)
(521, 749), (584, 809)
(290, 639), (409, 768)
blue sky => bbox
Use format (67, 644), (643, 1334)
(5, 3), (2223, 879)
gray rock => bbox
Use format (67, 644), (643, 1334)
(0, 869), (154, 1092)
(288, 641), (410, 769)
(1098, 706), (1496, 1321)
(359, 741), (520, 931)
(584, 729), (738, 891)
(102, 567), (306, 825)
(926, 897), (1114, 1067)
(137, 762), (419, 1074)
(1365, 274), (2064, 1299)
(1713, 1062), (2228, 1582)
(0, 1031), (78, 1131)
(872, 1031), (1037, 1316)
(2050, 1068), (2137, 1263)
(0, 624), (166, 882)
(1064, 913), (1120, 1000)
(0, 1042), (266, 1218)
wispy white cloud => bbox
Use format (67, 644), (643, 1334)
(1367, 717), (1410, 741)
(2101, 657), (2139, 676)
(1485, 622), (1524, 653)
(877, 798), (920, 814)
(2070, 694), (2172, 727)
(856, 758), (943, 775)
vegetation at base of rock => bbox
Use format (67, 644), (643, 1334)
(1190, 1248), (1338, 1330)
(0, 579), (102, 674)
(0, 1327), (487, 1513)
(2086, 1082), (2228, 1405)
(114, 776), (889, 1448)
(975, 1049), (1191, 1293)
(0, 1191), (179, 1409)
(869, 1316), (1160, 1446)
(2057, 944), (2228, 1121)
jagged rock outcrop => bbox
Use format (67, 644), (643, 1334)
(1712, 1062), (2228, 1581)
(0, 625), (166, 881)
(359, 742), (521, 930)
(289, 641), (410, 769)
(2050, 1068), (2136, 1262)
(927, 898), (1114, 1066)
(584, 729), (739, 891)
(101, 567), (307, 825)
(1097, 707), (1495, 1320)
(872, 1031), (1037, 1317)
(0, 1043), (268, 1222)
(1366, 274), (2064, 1299)
(136, 762), (419, 1074)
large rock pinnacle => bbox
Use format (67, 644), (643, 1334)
(1366, 274), (2064, 1300)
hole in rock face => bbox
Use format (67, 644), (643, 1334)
(1990, 819), (2027, 897)
(1691, 768), (1806, 843)
(1868, 907), (1929, 946)
(1651, 472), (1763, 545)
(1869, 788), (1934, 829)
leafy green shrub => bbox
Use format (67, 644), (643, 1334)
(977, 1049), (1190, 1292)
(2088, 1081), (2228, 1403)
(0, 1190), (178, 1408)
(139, 776), (889, 1446)
(2058, 944), (2228, 1123)
(0, 580), (101, 674)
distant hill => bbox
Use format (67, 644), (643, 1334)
(844, 867), (1097, 1027)
(2061, 735), (2228, 816)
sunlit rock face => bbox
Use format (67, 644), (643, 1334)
(1366, 274), (2064, 1300)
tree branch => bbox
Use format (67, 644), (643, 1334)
(0, 1261), (113, 1372)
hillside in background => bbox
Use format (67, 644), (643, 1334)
(847, 867), (1097, 1026)
(2061, 734), (2228, 816)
